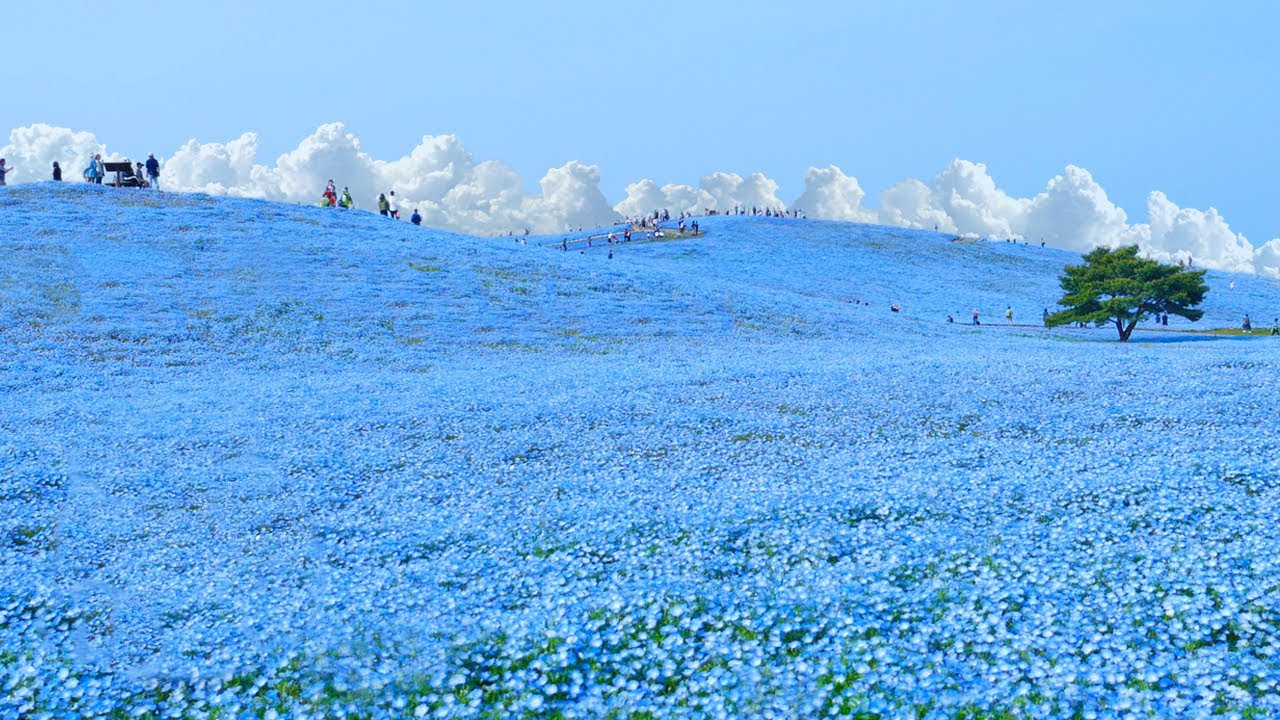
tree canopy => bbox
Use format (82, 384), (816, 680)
(1045, 245), (1209, 342)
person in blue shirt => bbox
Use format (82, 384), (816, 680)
(84, 154), (104, 184)
(410, 209), (422, 226)
(0, 158), (13, 185)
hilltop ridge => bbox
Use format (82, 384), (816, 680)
(4, 184), (1276, 361)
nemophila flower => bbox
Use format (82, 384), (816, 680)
(4, 185), (1280, 716)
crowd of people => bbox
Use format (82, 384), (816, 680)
(697, 205), (804, 218)
(317, 181), (424, 226)
(0, 152), (161, 188)
(67, 153), (162, 188)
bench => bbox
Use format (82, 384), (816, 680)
(104, 161), (146, 188)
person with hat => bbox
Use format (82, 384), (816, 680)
(145, 153), (160, 190)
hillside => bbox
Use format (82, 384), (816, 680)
(4, 184), (1280, 718)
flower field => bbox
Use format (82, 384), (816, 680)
(3, 184), (1280, 719)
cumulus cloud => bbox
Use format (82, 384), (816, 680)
(1140, 191), (1258, 273)
(0, 123), (105, 182)
(878, 178), (955, 232)
(930, 160), (1028, 238)
(790, 165), (877, 223)
(613, 171), (785, 218)
(1022, 165), (1134, 252)
(791, 158), (1280, 277)
(165, 132), (266, 196)
(4, 123), (1278, 276)
(3, 123), (619, 235)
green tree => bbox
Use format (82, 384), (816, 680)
(1046, 245), (1208, 342)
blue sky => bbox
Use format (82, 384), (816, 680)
(5, 1), (1278, 242)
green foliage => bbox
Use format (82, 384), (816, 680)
(1045, 246), (1208, 341)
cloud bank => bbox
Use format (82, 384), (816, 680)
(4, 123), (1278, 276)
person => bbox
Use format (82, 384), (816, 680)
(1162, 313), (1169, 327)
(145, 153), (160, 190)
(1042, 308), (1049, 325)
(946, 314), (954, 323)
(410, 208), (422, 226)
(972, 309), (980, 326)
(338, 187), (354, 209)
(1005, 306), (1013, 324)
(84, 154), (104, 184)
(1243, 314), (1252, 332)
(387, 191), (400, 220)
(377, 193), (389, 217)
(322, 180), (337, 207)
(134, 162), (150, 188)
(0, 158), (12, 185)
(1272, 319), (1279, 336)
(52, 161), (61, 181)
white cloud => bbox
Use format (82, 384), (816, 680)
(1022, 165), (1132, 252)
(4, 122), (1278, 276)
(518, 161), (619, 235)
(878, 178), (955, 232)
(612, 171), (785, 218)
(791, 164), (876, 223)
(1140, 191), (1257, 273)
(1, 123), (105, 183)
(612, 179), (699, 218)
(930, 159), (1028, 238)
(1253, 239), (1280, 279)
(165, 132), (266, 196)
(799, 158), (1277, 276)
(2, 123), (619, 234)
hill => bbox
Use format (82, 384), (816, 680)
(4, 184), (1280, 718)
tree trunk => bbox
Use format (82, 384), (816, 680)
(1118, 317), (1139, 342)
(1114, 317), (1129, 342)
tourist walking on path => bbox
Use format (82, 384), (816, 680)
(338, 187), (353, 209)
(377, 193), (389, 217)
(388, 191), (400, 220)
(145, 154), (160, 190)
(972, 309), (980, 326)
(1005, 306), (1013, 324)
(0, 158), (13, 185)
(52, 161), (61, 181)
